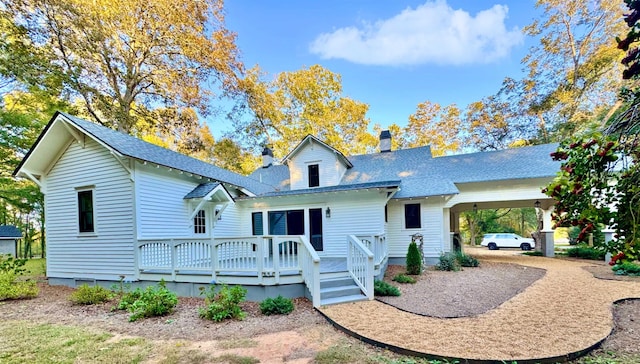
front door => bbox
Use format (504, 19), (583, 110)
(309, 208), (323, 251)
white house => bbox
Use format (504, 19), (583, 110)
(14, 112), (560, 306)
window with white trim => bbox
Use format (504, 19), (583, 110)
(404, 203), (421, 229)
(308, 164), (319, 187)
(194, 210), (206, 234)
(78, 189), (95, 233)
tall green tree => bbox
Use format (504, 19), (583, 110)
(3, 0), (242, 133)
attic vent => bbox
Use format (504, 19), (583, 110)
(380, 130), (392, 152)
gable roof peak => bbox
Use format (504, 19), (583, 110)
(282, 135), (353, 168)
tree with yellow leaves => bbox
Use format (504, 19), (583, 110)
(3, 0), (242, 133)
(234, 65), (377, 159)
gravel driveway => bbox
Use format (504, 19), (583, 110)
(319, 249), (640, 362)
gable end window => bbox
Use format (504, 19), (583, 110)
(308, 164), (319, 187)
(78, 190), (94, 233)
(194, 210), (206, 234)
(404, 203), (421, 229)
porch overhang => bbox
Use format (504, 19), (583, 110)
(184, 182), (234, 220)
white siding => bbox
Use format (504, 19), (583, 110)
(323, 192), (385, 256)
(213, 189), (243, 237)
(135, 165), (213, 239)
(44, 139), (135, 280)
(386, 199), (446, 259)
(237, 190), (386, 257)
(289, 141), (347, 190)
(445, 179), (551, 209)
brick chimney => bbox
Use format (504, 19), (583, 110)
(379, 130), (391, 152)
(261, 147), (273, 168)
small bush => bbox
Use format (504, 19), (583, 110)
(566, 245), (605, 260)
(116, 280), (178, 322)
(406, 241), (422, 275)
(612, 261), (640, 276)
(392, 273), (416, 284)
(70, 284), (114, 305)
(436, 252), (461, 272)
(199, 284), (247, 322)
(0, 273), (39, 301)
(0, 255), (39, 301)
(260, 295), (294, 315)
(456, 252), (479, 267)
(374, 280), (400, 296)
(0, 255), (28, 276)
(523, 251), (544, 256)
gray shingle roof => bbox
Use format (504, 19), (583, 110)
(247, 143), (561, 199)
(344, 146), (459, 198)
(58, 112), (275, 195)
(248, 165), (291, 191)
(0, 225), (22, 238)
(184, 182), (221, 199)
(239, 180), (401, 199)
(430, 143), (561, 183)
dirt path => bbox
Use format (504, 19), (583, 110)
(319, 252), (640, 362)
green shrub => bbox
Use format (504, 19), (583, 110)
(0, 272), (39, 301)
(523, 251), (544, 256)
(406, 241), (422, 275)
(70, 284), (114, 305)
(259, 295), (294, 315)
(436, 252), (461, 272)
(374, 280), (400, 296)
(0, 255), (39, 301)
(455, 252), (479, 267)
(392, 273), (416, 284)
(566, 245), (605, 260)
(612, 261), (640, 276)
(0, 255), (29, 276)
(199, 284), (247, 322)
(116, 280), (178, 322)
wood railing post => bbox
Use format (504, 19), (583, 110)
(170, 239), (177, 281)
(256, 237), (264, 284)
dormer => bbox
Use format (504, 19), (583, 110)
(282, 135), (352, 190)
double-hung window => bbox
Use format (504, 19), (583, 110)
(404, 203), (421, 229)
(252, 212), (264, 235)
(194, 210), (206, 234)
(78, 189), (95, 233)
(308, 164), (319, 187)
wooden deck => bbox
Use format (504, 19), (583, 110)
(320, 258), (347, 274)
(136, 234), (387, 307)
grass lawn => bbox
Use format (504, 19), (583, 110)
(22, 258), (46, 280)
(1, 318), (638, 364)
(2, 257), (638, 363)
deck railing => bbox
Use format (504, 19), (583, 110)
(356, 233), (388, 267)
(297, 236), (321, 307)
(137, 236), (318, 291)
(138, 238), (214, 280)
(347, 235), (374, 300)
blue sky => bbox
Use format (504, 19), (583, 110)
(210, 0), (540, 137)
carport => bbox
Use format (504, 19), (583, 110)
(441, 178), (558, 257)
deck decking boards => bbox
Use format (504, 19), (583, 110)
(320, 258), (348, 274)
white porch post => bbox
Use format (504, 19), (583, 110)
(540, 207), (555, 257)
(603, 229), (615, 264)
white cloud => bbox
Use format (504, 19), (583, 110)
(309, 1), (523, 66)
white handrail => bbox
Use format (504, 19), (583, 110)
(355, 233), (388, 267)
(297, 235), (321, 307)
(347, 234), (374, 300)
